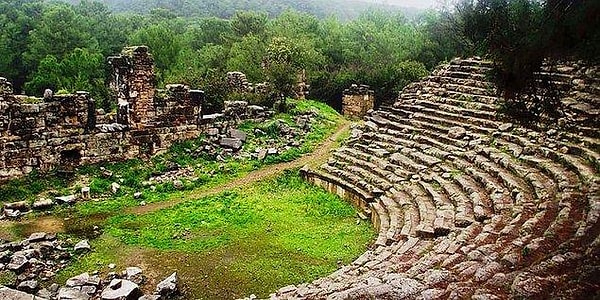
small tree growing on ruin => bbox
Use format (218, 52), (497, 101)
(264, 37), (304, 112)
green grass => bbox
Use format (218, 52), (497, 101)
(57, 170), (375, 299)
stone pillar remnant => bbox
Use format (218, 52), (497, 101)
(108, 46), (156, 129)
(342, 84), (375, 118)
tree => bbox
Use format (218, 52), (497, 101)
(24, 4), (98, 71)
(230, 11), (268, 37)
(264, 37), (305, 110)
(0, 0), (44, 92)
(129, 22), (184, 84)
(452, 0), (599, 122)
(24, 48), (108, 106)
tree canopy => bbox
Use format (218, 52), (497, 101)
(1, 0), (596, 113)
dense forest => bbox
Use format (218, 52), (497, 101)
(59, 0), (425, 20)
(0, 0), (451, 110)
(0, 0), (597, 113)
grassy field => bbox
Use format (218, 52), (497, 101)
(56, 170), (375, 299)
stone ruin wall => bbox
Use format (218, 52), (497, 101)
(0, 46), (263, 182)
(226, 69), (310, 101)
(342, 84), (375, 118)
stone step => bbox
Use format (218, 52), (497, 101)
(389, 152), (428, 174)
(408, 98), (497, 119)
(444, 91), (499, 105)
(367, 112), (468, 153)
(433, 73), (493, 89)
(331, 151), (393, 191)
(498, 132), (598, 182)
(370, 201), (391, 247)
(443, 83), (497, 97)
(343, 149), (403, 184)
(318, 165), (374, 204)
(419, 181), (455, 236)
(441, 164), (495, 222)
(471, 154), (536, 203)
(354, 143), (391, 159)
(576, 181), (600, 238)
(379, 195), (404, 244)
(401, 182), (437, 238)
(448, 59), (494, 69)
(483, 147), (558, 201)
(432, 174), (475, 228)
(402, 112), (495, 137)
(396, 104), (500, 129)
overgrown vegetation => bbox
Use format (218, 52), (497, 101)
(56, 170), (375, 299)
(448, 0), (600, 123)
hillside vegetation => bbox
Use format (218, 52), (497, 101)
(0, 0), (454, 110)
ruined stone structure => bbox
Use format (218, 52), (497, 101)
(226, 70), (309, 101)
(272, 58), (600, 299)
(0, 46), (259, 182)
(342, 84), (375, 118)
(226, 72), (252, 94)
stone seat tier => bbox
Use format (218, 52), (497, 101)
(432, 74), (495, 90)
(379, 194), (405, 244)
(499, 132), (598, 183)
(442, 82), (497, 98)
(370, 201), (391, 247)
(330, 151), (394, 190)
(432, 174), (476, 228)
(333, 148), (402, 186)
(408, 97), (497, 119)
(367, 113), (474, 150)
(321, 164), (379, 195)
(270, 57), (599, 300)
(441, 90), (500, 105)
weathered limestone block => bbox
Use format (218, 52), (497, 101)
(342, 84), (375, 118)
(108, 46), (156, 129)
(227, 72), (251, 93)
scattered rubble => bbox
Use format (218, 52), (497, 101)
(0, 234), (179, 300)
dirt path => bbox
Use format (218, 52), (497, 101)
(129, 120), (351, 215)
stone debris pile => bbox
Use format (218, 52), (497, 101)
(0, 233), (74, 293)
(0, 233), (180, 300)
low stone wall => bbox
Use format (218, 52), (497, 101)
(342, 84), (375, 118)
(300, 166), (374, 224)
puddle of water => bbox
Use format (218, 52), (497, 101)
(8, 213), (109, 240)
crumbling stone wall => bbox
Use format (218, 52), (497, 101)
(226, 70), (309, 101)
(108, 46), (156, 128)
(342, 84), (375, 118)
(0, 46), (260, 182)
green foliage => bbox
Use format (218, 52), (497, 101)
(226, 35), (267, 82)
(57, 170), (374, 298)
(231, 11), (268, 37)
(0, 170), (70, 204)
(24, 48), (108, 106)
(129, 22), (184, 83)
(452, 0), (600, 123)
(0, 1), (455, 109)
(0, 270), (17, 287)
(24, 4), (98, 70)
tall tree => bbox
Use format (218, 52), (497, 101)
(24, 4), (98, 71)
